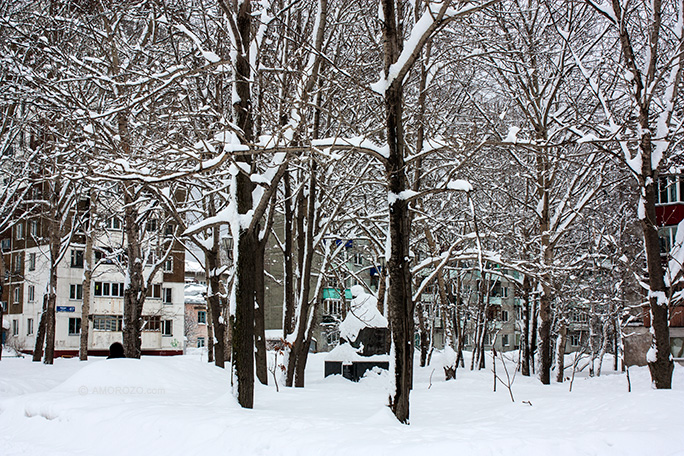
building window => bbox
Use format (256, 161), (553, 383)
(13, 252), (22, 273)
(142, 315), (161, 331)
(15, 223), (24, 240)
(12, 319), (18, 336)
(198, 310), (206, 324)
(501, 310), (509, 322)
(352, 252), (363, 266)
(163, 257), (173, 273)
(70, 284), (83, 300)
(68, 317), (81, 335)
(164, 223), (175, 237)
(162, 287), (172, 304)
(27, 318), (33, 336)
(27, 285), (35, 302)
(571, 310), (588, 323)
(105, 217), (122, 231)
(28, 252), (36, 271)
(0, 238), (10, 250)
(657, 175), (681, 204)
(148, 284), (162, 299)
(571, 334), (581, 346)
(502, 334), (510, 346)
(325, 299), (342, 316)
(93, 315), (123, 331)
(12, 287), (19, 305)
(145, 219), (158, 232)
(29, 220), (39, 237)
(162, 320), (172, 336)
(659, 225), (679, 255)
(71, 249), (84, 268)
(94, 282), (125, 297)
(197, 337), (205, 348)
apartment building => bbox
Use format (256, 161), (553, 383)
(1, 198), (185, 357)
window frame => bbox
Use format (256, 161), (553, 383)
(105, 217), (122, 231)
(28, 252), (36, 271)
(69, 283), (83, 301)
(94, 282), (125, 297)
(92, 315), (123, 332)
(162, 287), (172, 304)
(161, 320), (172, 336)
(68, 317), (81, 335)
(29, 220), (38, 237)
(70, 249), (84, 268)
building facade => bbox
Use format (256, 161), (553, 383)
(1, 203), (185, 357)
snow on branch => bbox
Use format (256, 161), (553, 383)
(371, 0), (496, 95)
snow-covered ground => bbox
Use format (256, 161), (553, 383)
(0, 350), (682, 456)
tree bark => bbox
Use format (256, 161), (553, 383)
(520, 274), (531, 376)
(254, 240), (268, 385)
(33, 294), (47, 362)
(230, 0), (256, 409)
(122, 184), (145, 359)
(206, 247), (226, 368)
(80, 189), (95, 361)
(555, 320), (567, 383)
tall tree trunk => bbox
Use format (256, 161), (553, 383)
(555, 320), (567, 383)
(288, 156), (318, 388)
(206, 247), (226, 368)
(33, 295), (48, 362)
(283, 170), (295, 337)
(80, 189), (96, 361)
(520, 274), (531, 376)
(537, 145), (553, 384)
(641, 171), (674, 388)
(254, 240), (268, 385)
(43, 204), (61, 365)
(609, 0), (677, 389)
(206, 302), (215, 364)
(230, 0), (256, 408)
(416, 301), (429, 367)
(122, 185), (145, 359)
(0, 253), (7, 360)
(530, 292), (538, 375)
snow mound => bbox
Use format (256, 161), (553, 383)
(339, 291), (387, 343)
(52, 358), (222, 398)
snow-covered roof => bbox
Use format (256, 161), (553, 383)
(185, 260), (204, 274)
(184, 283), (207, 304)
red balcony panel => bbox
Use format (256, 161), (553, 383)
(656, 204), (684, 226)
(642, 304), (684, 327)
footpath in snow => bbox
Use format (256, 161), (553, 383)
(0, 350), (682, 456)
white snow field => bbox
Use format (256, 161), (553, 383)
(0, 351), (682, 456)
